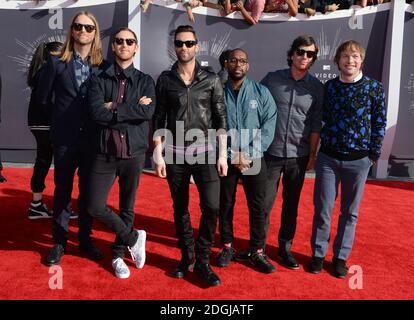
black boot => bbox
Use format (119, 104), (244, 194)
(171, 249), (195, 278)
(46, 244), (65, 266)
(194, 262), (221, 286)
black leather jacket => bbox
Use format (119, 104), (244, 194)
(153, 61), (227, 145)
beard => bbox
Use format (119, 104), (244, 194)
(228, 71), (246, 81)
(176, 51), (195, 64)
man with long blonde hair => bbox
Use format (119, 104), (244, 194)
(37, 11), (106, 266)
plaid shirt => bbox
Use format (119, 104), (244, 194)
(73, 52), (91, 88)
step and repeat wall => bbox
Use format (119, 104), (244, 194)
(0, 0), (412, 177)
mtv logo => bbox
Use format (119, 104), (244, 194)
(201, 61), (209, 67)
(323, 65), (331, 71)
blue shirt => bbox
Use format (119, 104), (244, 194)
(224, 78), (277, 160)
(73, 52), (91, 88)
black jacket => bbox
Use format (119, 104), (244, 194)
(36, 55), (107, 146)
(88, 63), (156, 156)
(28, 69), (51, 129)
(153, 61), (227, 145)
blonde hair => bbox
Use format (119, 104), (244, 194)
(334, 40), (366, 67)
(58, 11), (103, 66)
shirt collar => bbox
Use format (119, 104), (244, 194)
(73, 51), (90, 63)
(285, 68), (310, 82)
(339, 72), (363, 83)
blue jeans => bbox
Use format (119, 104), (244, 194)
(311, 152), (371, 260)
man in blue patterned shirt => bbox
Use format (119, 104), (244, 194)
(309, 40), (386, 278)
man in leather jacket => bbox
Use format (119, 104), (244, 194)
(153, 25), (228, 287)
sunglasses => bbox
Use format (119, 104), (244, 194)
(296, 48), (317, 59)
(228, 58), (248, 66)
(72, 22), (96, 33)
(114, 38), (137, 46)
(174, 40), (198, 48)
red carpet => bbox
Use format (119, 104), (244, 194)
(0, 167), (413, 300)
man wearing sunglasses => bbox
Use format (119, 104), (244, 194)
(260, 35), (323, 270)
(216, 48), (277, 274)
(37, 11), (105, 266)
(87, 28), (155, 279)
(153, 25), (227, 287)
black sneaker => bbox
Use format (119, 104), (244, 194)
(216, 246), (235, 267)
(171, 259), (195, 278)
(309, 256), (324, 274)
(28, 201), (52, 219)
(233, 250), (251, 262)
(250, 252), (276, 274)
(194, 262), (221, 286)
(277, 250), (300, 270)
(333, 257), (348, 279)
(46, 244), (65, 266)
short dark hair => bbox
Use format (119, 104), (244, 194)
(112, 27), (138, 42)
(229, 48), (249, 60)
(174, 25), (197, 42)
(287, 35), (318, 67)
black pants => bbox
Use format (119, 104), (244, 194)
(30, 130), (53, 193)
(264, 154), (308, 252)
(219, 158), (267, 252)
(86, 153), (145, 259)
(166, 162), (220, 264)
(52, 138), (93, 246)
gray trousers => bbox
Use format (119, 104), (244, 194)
(311, 152), (371, 260)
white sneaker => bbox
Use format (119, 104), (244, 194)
(128, 230), (146, 269)
(112, 258), (130, 279)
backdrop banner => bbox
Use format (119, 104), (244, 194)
(140, 4), (388, 85)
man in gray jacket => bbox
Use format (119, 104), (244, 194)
(261, 35), (323, 269)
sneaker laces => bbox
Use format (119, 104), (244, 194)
(220, 246), (234, 259)
(128, 247), (137, 261)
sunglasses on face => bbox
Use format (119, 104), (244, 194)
(72, 22), (96, 33)
(174, 40), (198, 48)
(228, 58), (248, 66)
(114, 38), (137, 46)
(295, 48), (317, 59)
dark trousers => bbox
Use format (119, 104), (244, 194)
(30, 130), (53, 193)
(264, 154), (308, 252)
(52, 137), (93, 246)
(219, 158), (267, 252)
(87, 153), (145, 259)
(166, 163), (220, 264)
